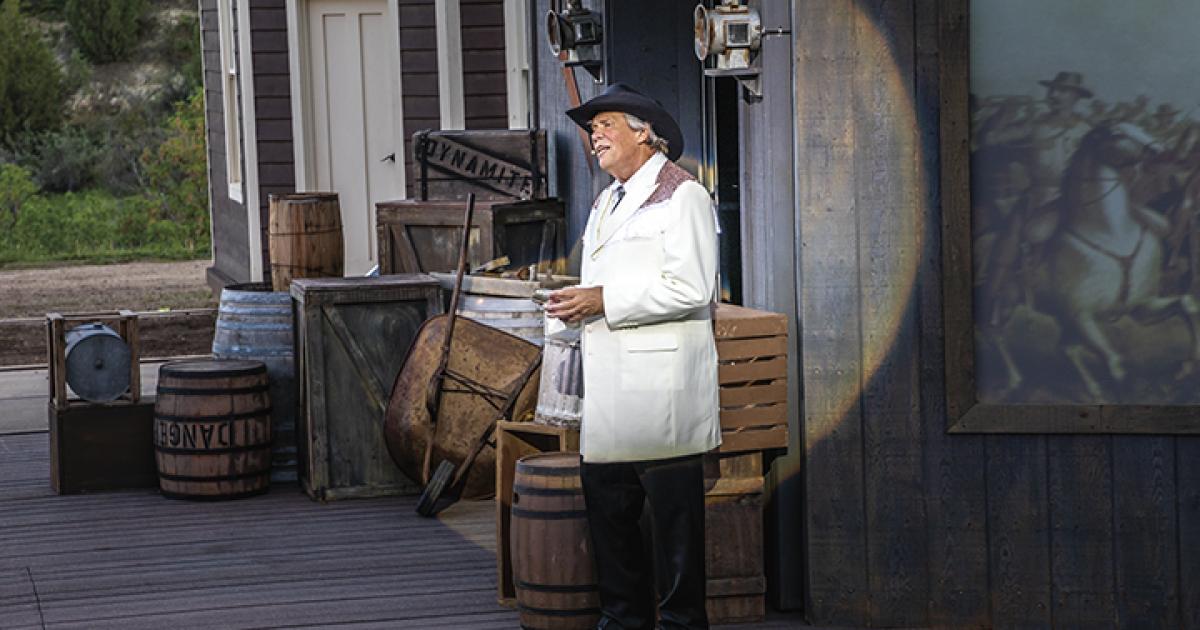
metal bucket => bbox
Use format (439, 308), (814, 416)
(534, 335), (583, 428)
(212, 282), (297, 483)
(457, 294), (544, 345)
(64, 323), (131, 402)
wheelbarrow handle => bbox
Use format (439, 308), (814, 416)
(421, 194), (476, 485)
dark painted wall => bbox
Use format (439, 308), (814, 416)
(249, 0), (295, 277)
(201, 0), (250, 289)
(787, 0), (1200, 627)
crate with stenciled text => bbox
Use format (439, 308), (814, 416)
(411, 129), (549, 201)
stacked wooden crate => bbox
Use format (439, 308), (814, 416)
(707, 303), (790, 623)
(714, 303), (790, 453)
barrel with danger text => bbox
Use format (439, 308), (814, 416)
(154, 359), (272, 499)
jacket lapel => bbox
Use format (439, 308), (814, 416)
(590, 182), (659, 257)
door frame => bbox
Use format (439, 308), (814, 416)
(286, 0), (407, 196)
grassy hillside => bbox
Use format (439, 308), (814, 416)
(0, 0), (207, 268)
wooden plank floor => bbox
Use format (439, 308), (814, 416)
(0, 433), (814, 629)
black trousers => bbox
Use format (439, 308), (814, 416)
(580, 454), (708, 630)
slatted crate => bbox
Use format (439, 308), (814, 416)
(714, 304), (790, 453)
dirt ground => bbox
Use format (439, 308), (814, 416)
(0, 259), (216, 318)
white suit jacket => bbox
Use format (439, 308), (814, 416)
(578, 152), (721, 463)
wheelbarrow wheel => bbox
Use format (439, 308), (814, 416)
(416, 459), (456, 517)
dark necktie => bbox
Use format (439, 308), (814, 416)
(610, 185), (625, 214)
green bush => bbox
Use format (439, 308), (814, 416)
(0, 189), (209, 266)
(0, 163), (38, 229)
(19, 0), (65, 18)
(8, 126), (104, 192)
(64, 0), (146, 63)
(0, 0), (66, 145)
(140, 87), (209, 254)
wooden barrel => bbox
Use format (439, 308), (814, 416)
(211, 282), (297, 483)
(154, 359), (272, 499)
(268, 192), (344, 291)
(458, 294), (544, 345)
(510, 452), (600, 629)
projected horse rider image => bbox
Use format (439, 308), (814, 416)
(972, 71), (1200, 404)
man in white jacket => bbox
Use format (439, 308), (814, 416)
(547, 83), (720, 630)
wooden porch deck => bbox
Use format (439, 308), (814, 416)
(0, 432), (812, 629)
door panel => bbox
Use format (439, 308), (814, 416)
(306, 0), (403, 274)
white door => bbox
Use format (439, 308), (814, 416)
(304, 0), (404, 274)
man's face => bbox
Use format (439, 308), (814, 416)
(1046, 87), (1080, 112)
(589, 111), (648, 180)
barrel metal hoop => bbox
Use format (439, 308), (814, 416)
(155, 408), (273, 422)
(511, 484), (583, 497)
(159, 364), (267, 378)
(155, 444), (272, 455)
(515, 580), (598, 594)
(516, 604), (602, 617)
(160, 487), (269, 501)
(156, 385), (270, 396)
(510, 507), (588, 520)
(514, 465), (581, 477)
(157, 469), (270, 482)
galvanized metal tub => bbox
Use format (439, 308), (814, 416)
(457, 294), (544, 346)
(211, 282), (297, 483)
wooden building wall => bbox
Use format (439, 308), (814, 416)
(249, 0), (295, 277)
(400, 0), (440, 199)
(201, 0), (251, 289)
(204, 0), (516, 275)
(772, 0), (1200, 626)
(461, 0), (508, 129)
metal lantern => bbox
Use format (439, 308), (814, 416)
(546, 0), (604, 81)
(694, 1), (764, 97)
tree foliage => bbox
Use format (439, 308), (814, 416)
(140, 87), (210, 254)
(64, 0), (146, 63)
(0, 0), (66, 145)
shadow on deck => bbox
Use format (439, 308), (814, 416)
(0, 433), (814, 629)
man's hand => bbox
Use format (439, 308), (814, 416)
(545, 286), (604, 324)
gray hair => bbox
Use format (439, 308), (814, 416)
(624, 113), (670, 155)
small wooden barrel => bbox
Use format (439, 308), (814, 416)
(533, 336), (583, 428)
(154, 359), (272, 499)
(268, 192), (345, 291)
(510, 452), (599, 629)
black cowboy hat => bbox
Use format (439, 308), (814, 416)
(566, 83), (684, 162)
(1038, 71), (1093, 98)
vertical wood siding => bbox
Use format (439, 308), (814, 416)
(249, 0), (295, 275)
(777, 0), (1200, 627)
(201, 0), (251, 288)
(400, 0), (440, 198)
(460, 0), (509, 130)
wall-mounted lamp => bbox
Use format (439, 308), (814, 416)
(546, 0), (604, 82)
(694, 0), (763, 99)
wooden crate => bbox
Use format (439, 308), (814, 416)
(703, 451), (766, 624)
(411, 129), (548, 201)
(376, 198), (566, 276)
(493, 423), (767, 624)
(47, 310), (141, 410)
(714, 303), (790, 453)
(291, 275), (443, 501)
(49, 398), (159, 494)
